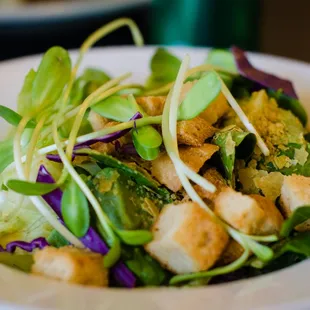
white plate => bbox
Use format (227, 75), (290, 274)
(0, 0), (150, 23)
(1, 46), (310, 310)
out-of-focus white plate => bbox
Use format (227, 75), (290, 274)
(0, 46), (310, 310)
(0, 0), (150, 23)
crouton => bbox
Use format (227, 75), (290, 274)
(151, 144), (219, 192)
(214, 188), (283, 235)
(177, 117), (216, 146)
(280, 175), (310, 231)
(145, 202), (229, 274)
(194, 168), (228, 206)
(88, 110), (109, 131)
(199, 92), (230, 124)
(135, 96), (166, 116)
(32, 246), (108, 287)
(217, 240), (245, 265)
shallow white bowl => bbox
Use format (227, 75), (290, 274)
(1, 47), (310, 310)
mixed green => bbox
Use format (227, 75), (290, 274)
(1, 18), (310, 288)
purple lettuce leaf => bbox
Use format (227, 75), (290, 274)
(231, 46), (298, 99)
(36, 165), (136, 288)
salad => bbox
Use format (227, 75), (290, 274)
(1, 18), (310, 288)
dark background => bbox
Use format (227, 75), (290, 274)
(0, 0), (309, 62)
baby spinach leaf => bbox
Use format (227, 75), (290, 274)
(0, 253), (34, 273)
(92, 168), (155, 230)
(145, 48), (181, 89)
(47, 229), (70, 248)
(0, 105), (36, 128)
(17, 69), (36, 115)
(32, 46), (71, 108)
(6, 180), (57, 196)
(213, 126), (256, 183)
(80, 149), (162, 191)
(122, 246), (168, 286)
(268, 89), (307, 127)
(178, 71), (222, 120)
(280, 206), (310, 237)
(61, 178), (90, 238)
(91, 96), (141, 122)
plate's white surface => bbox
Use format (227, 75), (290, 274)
(0, 0), (150, 22)
(1, 47), (310, 310)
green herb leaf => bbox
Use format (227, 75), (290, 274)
(145, 48), (181, 89)
(75, 162), (102, 176)
(61, 178), (90, 238)
(17, 69), (36, 115)
(103, 237), (121, 268)
(178, 71), (222, 120)
(213, 126), (256, 184)
(280, 206), (310, 237)
(6, 180), (57, 196)
(0, 253), (34, 273)
(116, 229), (153, 246)
(47, 229), (70, 248)
(32, 46), (71, 108)
(0, 105), (36, 128)
(91, 96), (141, 122)
(122, 247), (168, 286)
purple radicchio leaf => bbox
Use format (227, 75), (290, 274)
(36, 165), (136, 288)
(231, 46), (298, 99)
(0, 237), (48, 253)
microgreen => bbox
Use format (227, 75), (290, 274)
(61, 177), (90, 238)
(116, 230), (153, 246)
(0, 105), (36, 128)
(6, 180), (58, 196)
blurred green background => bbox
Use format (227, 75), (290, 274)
(0, 0), (309, 62)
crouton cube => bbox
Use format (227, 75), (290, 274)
(177, 117), (216, 146)
(199, 92), (230, 124)
(151, 144), (219, 192)
(214, 189), (283, 235)
(88, 110), (109, 131)
(32, 246), (108, 287)
(145, 202), (229, 274)
(194, 168), (228, 206)
(280, 175), (310, 231)
(217, 239), (245, 265)
(136, 96), (166, 116)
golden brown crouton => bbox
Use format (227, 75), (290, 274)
(199, 92), (230, 124)
(88, 110), (109, 131)
(32, 246), (108, 287)
(217, 240), (245, 265)
(177, 117), (216, 146)
(135, 96), (166, 116)
(250, 194), (283, 234)
(194, 168), (228, 207)
(145, 202), (229, 274)
(214, 188), (283, 235)
(151, 144), (219, 192)
(280, 175), (310, 231)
